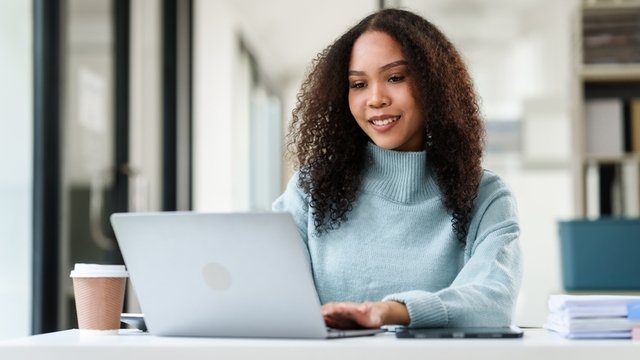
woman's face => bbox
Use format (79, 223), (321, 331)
(348, 31), (425, 152)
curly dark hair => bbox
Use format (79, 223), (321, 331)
(288, 8), (485, 244)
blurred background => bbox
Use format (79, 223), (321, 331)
(2, 0), (639, 339)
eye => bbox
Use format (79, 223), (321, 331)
(350, 81), (366, 89)
(389, 75), (405, 83)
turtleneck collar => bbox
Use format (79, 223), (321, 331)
(361, 142), (440, 203)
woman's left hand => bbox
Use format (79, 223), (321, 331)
(320, 301), (410, 329)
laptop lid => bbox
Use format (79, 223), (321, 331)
(111, 212), (381, 339)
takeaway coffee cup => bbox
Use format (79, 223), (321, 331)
(70, 264), (128, 333)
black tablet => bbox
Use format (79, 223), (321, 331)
(396, 325), (524, 339)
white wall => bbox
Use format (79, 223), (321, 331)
(0, 0), (32, 340)
(193, 0), (282, 212)
(193, 0), (239, 211)
(280, 77), (301, 185)
(232, 50), (251, 210)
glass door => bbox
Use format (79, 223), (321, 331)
(33, 0), (187, 332)
(58, 0), (127, 329)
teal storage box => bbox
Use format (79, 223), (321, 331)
(558, 219), (640, 291)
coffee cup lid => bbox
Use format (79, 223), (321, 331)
(70, 263), (129, 278)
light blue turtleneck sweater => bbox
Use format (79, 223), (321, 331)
(272, 143), (522, 327)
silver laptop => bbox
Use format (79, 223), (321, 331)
(110, 211), (385, 339)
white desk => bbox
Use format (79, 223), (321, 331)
(1, 329), (639, 360)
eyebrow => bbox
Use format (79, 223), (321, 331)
(348, 60), (408, 76)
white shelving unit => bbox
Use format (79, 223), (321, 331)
(572, 0), (640, 217)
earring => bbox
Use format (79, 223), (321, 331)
(426, 130), (433, 148)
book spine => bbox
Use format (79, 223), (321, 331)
(586, 163), (600, 218)
(631, 99), (640, 153)
(622, 160), (640, 217)
(585, 99), (625, 157)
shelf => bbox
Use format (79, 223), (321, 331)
(573, 4), (640, 218)
(583, 153), (640, 164)
(583, 0), (640, 11)
(580, 64), (640, 82)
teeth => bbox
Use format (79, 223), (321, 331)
(371, 116), (399, 126)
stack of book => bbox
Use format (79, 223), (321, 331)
(583, 7), (640, 64)
(544, 295), (640, 339)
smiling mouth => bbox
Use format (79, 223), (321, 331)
(369, 116), (400, 126)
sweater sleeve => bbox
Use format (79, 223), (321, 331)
(382, 192), (522, 328)
(272, 172), (310, 244)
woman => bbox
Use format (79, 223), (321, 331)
(273, 8), (522, 329)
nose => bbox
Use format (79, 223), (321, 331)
(366, 84), (389, 108)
